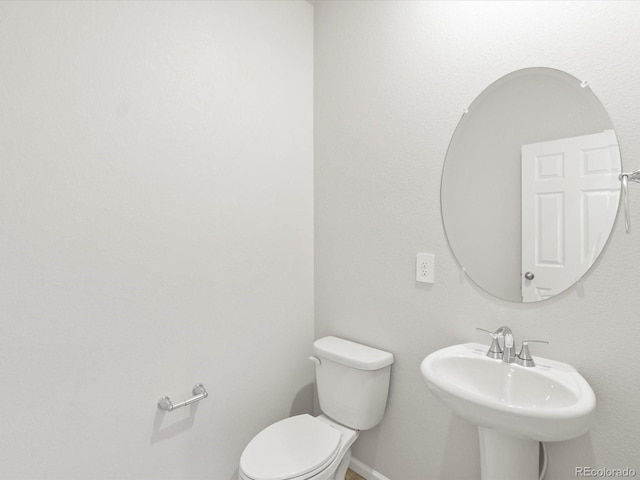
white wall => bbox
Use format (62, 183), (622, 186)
(315, 1), (640, 479)
(0, 1), (313, 479)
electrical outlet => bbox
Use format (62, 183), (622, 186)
(416, 253), (435, 283)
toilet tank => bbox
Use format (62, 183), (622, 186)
(313, 336), (394, 431)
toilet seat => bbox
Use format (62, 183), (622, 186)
(239, 414), (342, 480)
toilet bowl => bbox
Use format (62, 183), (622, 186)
(239, 414), (357, 480)
(238, 336), (394, 480)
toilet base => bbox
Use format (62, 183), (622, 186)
(333, 449), (351, 480)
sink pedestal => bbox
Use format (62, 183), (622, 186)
(478, 427), (538, 480)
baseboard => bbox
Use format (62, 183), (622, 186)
(349, 457), (391, 480)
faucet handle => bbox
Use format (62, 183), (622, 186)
(475, 328), (503, 359)
(476, 327), (498, 338)
(516, 340), (549, 367)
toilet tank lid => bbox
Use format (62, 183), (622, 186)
(313, 336), (394, 370)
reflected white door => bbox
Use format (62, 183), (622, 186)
(521, 130), (620, 302)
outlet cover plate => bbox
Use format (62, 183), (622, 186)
(416, 253), (435, 283)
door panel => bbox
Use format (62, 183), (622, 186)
(521, 130), (620, 302)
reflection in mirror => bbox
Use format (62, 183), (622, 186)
(521, 130), (620, 302)
(441, 68), (621, 303)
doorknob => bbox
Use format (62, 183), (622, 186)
(524, 272), (535, 280)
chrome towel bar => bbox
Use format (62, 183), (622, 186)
(157, 384), (208, 412)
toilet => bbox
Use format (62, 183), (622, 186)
(239, 336), (394, 480)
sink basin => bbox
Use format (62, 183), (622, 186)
(420, 343), (596, 442)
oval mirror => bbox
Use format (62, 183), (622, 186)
(441, 67), (621, 303)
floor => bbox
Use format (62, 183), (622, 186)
(345, 469), (366, 480)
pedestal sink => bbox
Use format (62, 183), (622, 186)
(420, 343), (596, 480)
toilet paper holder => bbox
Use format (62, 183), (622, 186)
(157, 384), (208, 412)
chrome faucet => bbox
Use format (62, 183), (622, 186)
(476, 326), (549, 367)
(476, 326), (515, 363)
(495, 326), (516, 363)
